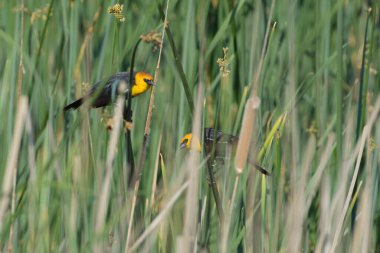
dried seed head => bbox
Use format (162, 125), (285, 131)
(140, 31), (162, 52)
(108, 4), (125, 23)
(81, 82), (90, 93)
(369, 137), (377, 152)
(30, 6), (51, 24)
(217, 47), (231, 77)
(306, 121), (318, 136)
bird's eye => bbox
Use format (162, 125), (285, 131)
(182, 139), (188, 144)
(143, 78), (154, 86)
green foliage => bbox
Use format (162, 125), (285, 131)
(0, 0), (379, 252)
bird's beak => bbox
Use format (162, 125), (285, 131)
(179, 142), (187, 150)
(146, 80), (155, 86)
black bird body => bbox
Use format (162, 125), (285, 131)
(203, 128), (239, 160)
(64, 71), (154, 111)
(180, 128), (270, 175)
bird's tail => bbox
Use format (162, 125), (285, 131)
(63, 98), (84, 111)
(248, 160), (271, 176)
(253, 163), (271, 176)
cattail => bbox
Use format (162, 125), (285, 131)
(235, 97), (260, 174)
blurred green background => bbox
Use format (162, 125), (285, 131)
(0, 0), (379, 252)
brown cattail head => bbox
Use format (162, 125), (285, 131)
(235, 97), (260, 174)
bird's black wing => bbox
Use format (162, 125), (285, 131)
(204, 128), (224, 143)
(64, 72), (134, 110)
(88, 72), (133, 108)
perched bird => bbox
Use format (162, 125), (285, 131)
(64, 71), (154, 111)
(180, 128), (270, 175)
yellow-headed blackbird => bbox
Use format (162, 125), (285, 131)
(64, 71), (154, 111)
(180, 128), (270, 175)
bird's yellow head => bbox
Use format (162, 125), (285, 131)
(132, 72), (154, 97)
(179, 133), (202, 152)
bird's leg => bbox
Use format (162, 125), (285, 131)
(123, 105), (134, 131)
(123, 104), (133, 122)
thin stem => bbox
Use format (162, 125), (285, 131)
(206, 159), (224, 223)
(125, 39), (142, 179)
(126, 1), (169, 249)
(28, 0), (54, 97)
(335, 0), (343, 173)
(355, 9), (371, 141)
(156, 0), (194, 115)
